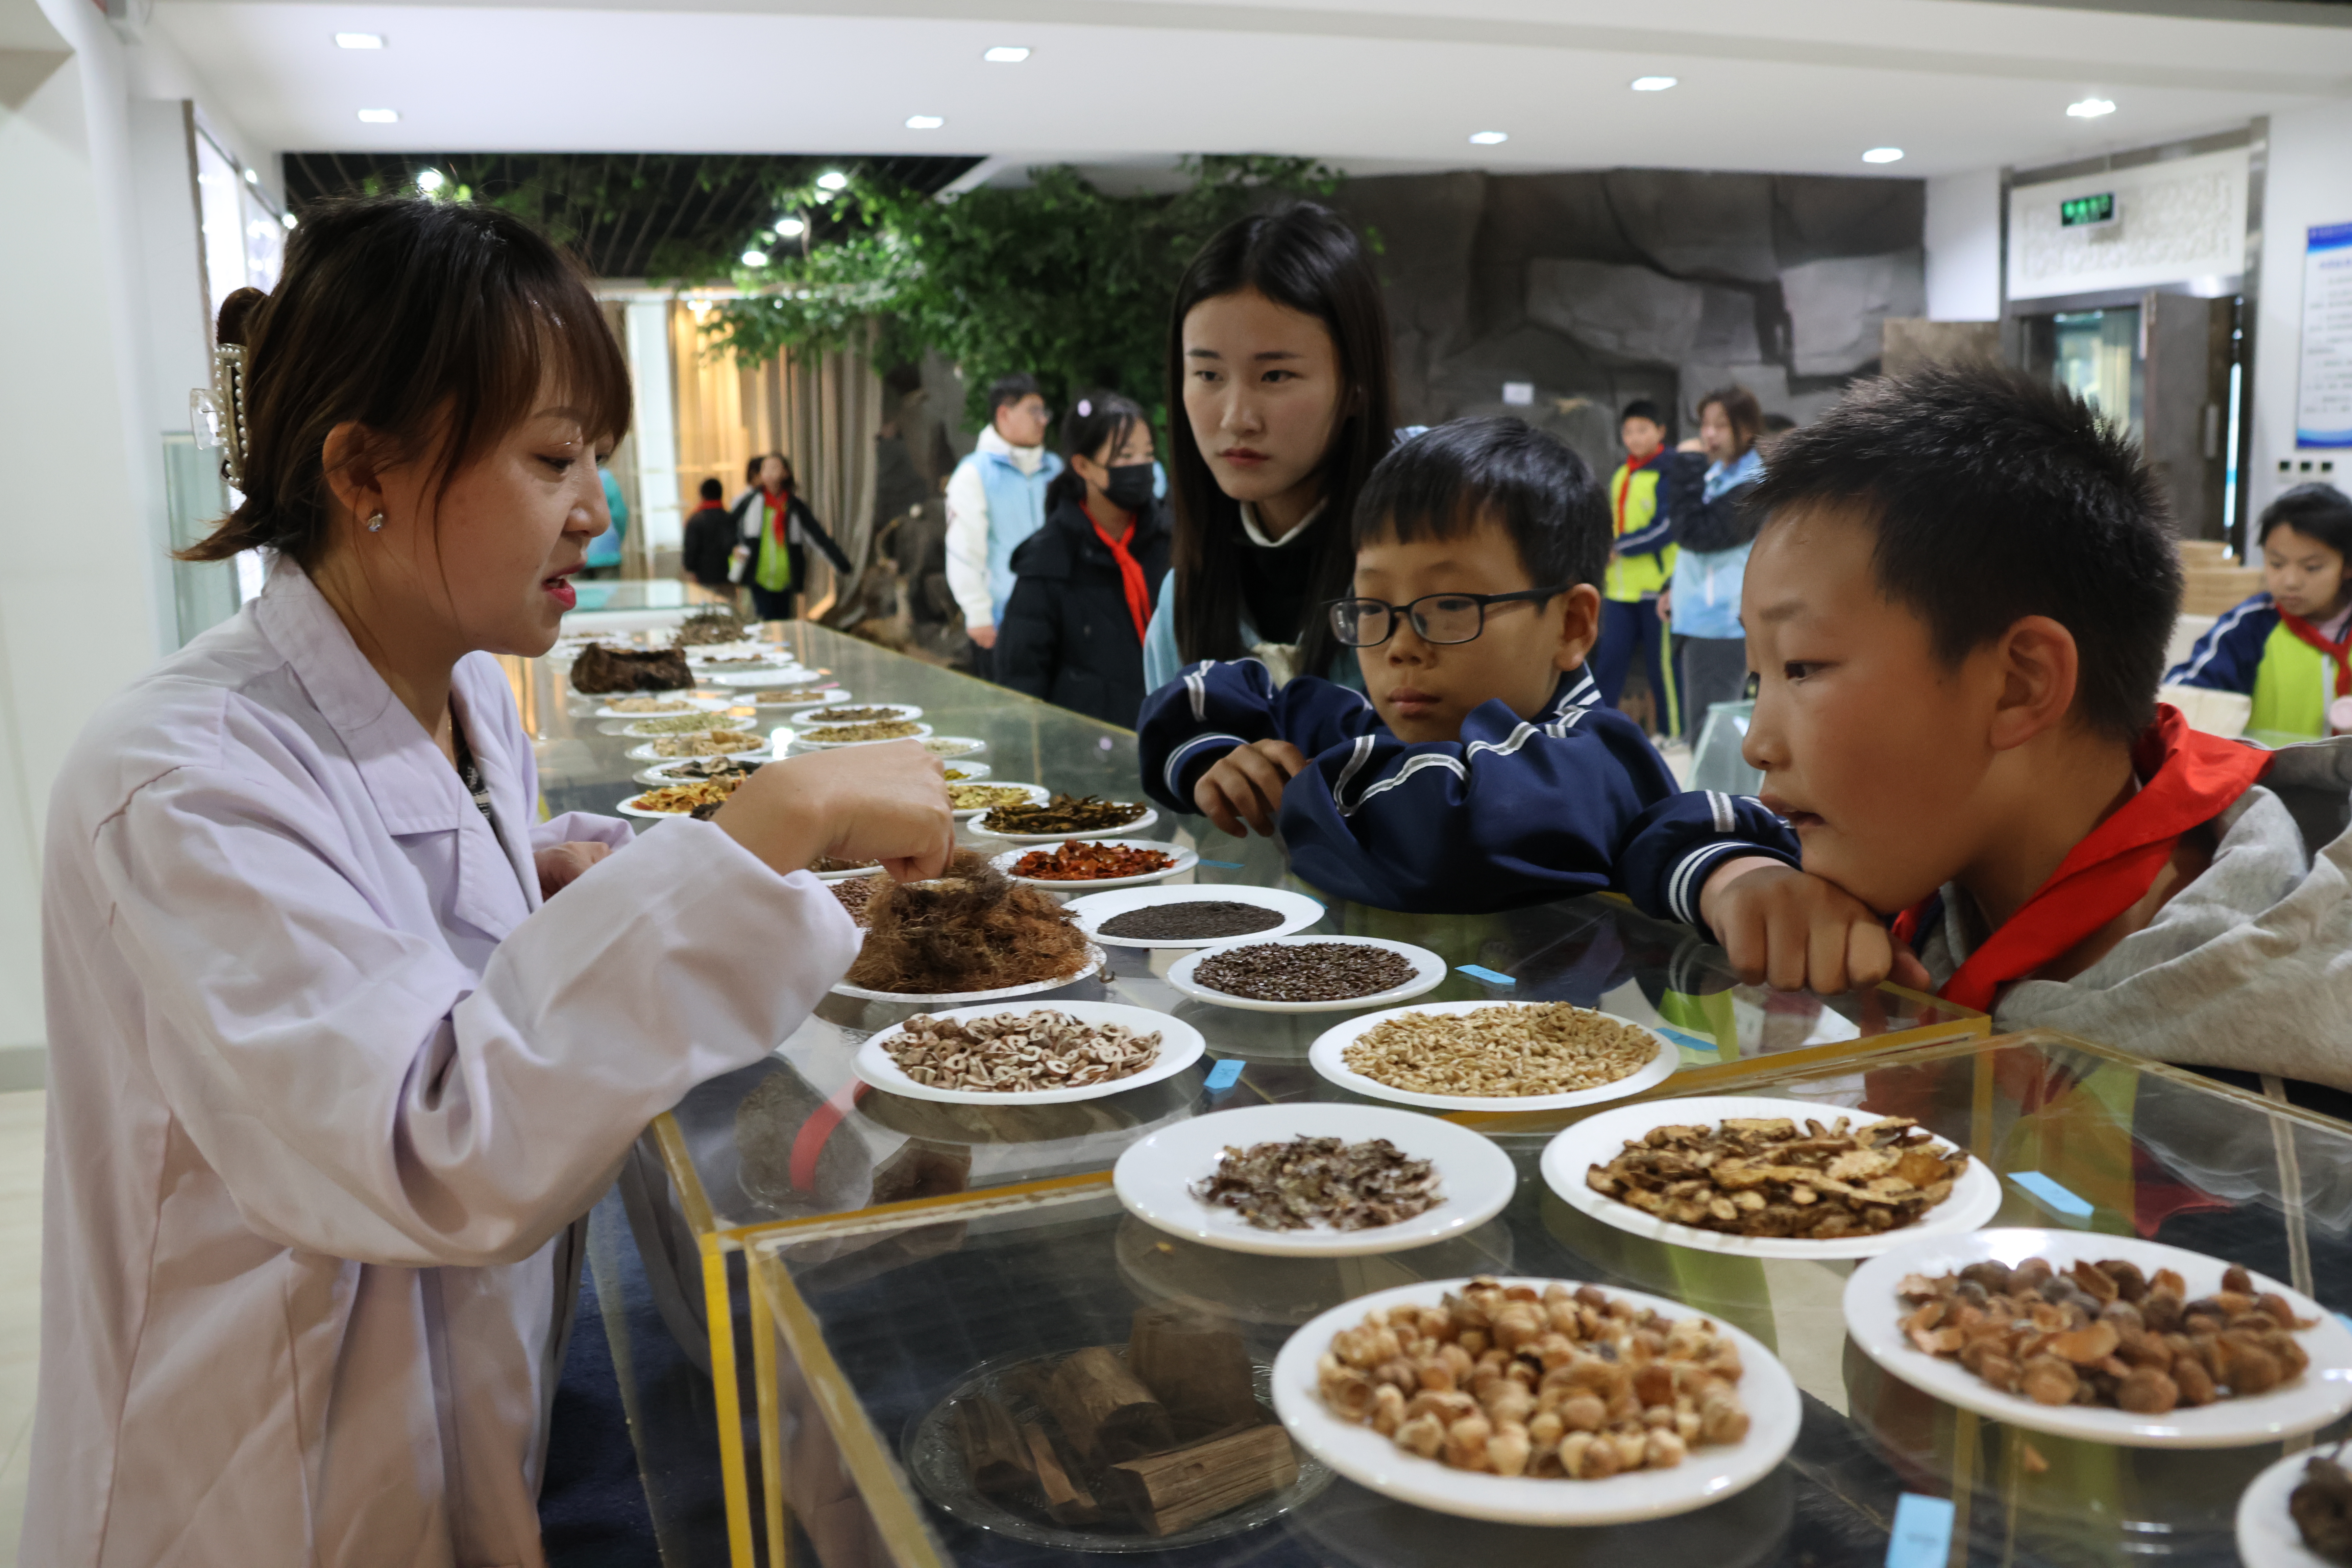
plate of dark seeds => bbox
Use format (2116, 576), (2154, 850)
(1112, 1102), (1516, 1257)
(1164, 936), (1447, 1014)
(1065, 886), (1326, 949)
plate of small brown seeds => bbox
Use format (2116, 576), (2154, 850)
(1308, 1001), (1679, 1112)
(1165, 937), (1446, 1014)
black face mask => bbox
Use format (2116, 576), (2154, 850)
(1101, 462), (1155, 514)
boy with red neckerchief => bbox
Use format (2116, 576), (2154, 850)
(1696, 362), (2352, 1097)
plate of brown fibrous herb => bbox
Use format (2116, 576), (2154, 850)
(1541, 1096), (2003, 1260)
(1845, 1230), (2352, 1448)
(966, 794), (1159, 843)
(1113, 1102), (1516, 1257)
(2239, 1445), (2352, 1568)
(1065, 886), (1327, 949)
(1308, 1000), (1677, 1111)
(855, 1001), (1205, 1106)
(1164, 937), (1446, 1015)
(829, 849), (1111, 999)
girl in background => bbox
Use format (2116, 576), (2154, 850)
(1661, 385), (1766, 738)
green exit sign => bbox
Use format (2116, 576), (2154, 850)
(2061, 192), (2117, 228)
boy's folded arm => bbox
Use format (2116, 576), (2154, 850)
(1614, 792), (1802, 934)
(1138, 661), (1381, 814)
(2160, 597), (2273, 692)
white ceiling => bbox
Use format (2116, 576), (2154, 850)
(147, 0), (2352, 180)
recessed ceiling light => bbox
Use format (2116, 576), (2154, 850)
(281, 212), (298, 229)
(242, 167), (259, 185)
(775, 216), (806, 238)
(1861, 147), (1905, 164)
(905, 115), (945, 130)
(2067, 97), (2116, 119)
(1469, 130), (1509, 145)
(416, 168), (445, 192)
(741, 249), (769, 268)
(334, 31), (383, 48)
(356, 108), (399, 124)
(983, 45), (1030, 63)
(1631, 76), (1677, 92)
(816, 170), (850, 191)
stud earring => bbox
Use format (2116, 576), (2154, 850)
(366, 512), (385, 533)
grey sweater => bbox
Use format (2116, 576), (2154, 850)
(1915, 735), (2352, 1089)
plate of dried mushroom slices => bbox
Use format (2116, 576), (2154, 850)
(853, 1001), (1206, 1106)
(1113, 1102), (1519, 1258)
(1270, 1276), (1801, 1524)
(1844, 1229), (2352, 1447)
(1541, 1096), (2003, 1260)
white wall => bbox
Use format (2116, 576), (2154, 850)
(624, 300), (683, 551)
(2250, 99), (2352, 523)
(1925, 167), (2001, 322)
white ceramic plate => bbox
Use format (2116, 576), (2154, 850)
(946, 782), (1052, 819)
(1844, 1228), (2352, 1448)
(938, 761), (991, 782)
(680, 639), (772, 660)
(621, 713), (746, 738)
(830, 942), (1109, 1002)
(624, 740), (770, 764)
(924, 736), (988, 758)
(1539, 1095), (2004, 1260)
(966, 804), (1159, 843)
(616, 789), (743, 819)
(2237, 1447), (2348, 1568)
(1271, 1278), (1800, 1524)
(704, 665), (813, 687)
(741, 685), (846, 710)
(1165, 936), (1447, 1016)
(852, 999), (1201, 1104)
(793, 721), (936, 750)
(633, 758), (767, 787)
(988, 840), (1201, 892)
(810, 861), (894, 885)
(1307, 1000), (1678, 1112)
(1067, 885), (1328, 950)
(589, 695), (730, 719)
(1113, 1101), (1517, 1257)
(805, 702), (923, 726)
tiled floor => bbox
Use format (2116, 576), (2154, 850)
(0, 1092), (44, 1568)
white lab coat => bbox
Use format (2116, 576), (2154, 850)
(24, 560), (858, 1567)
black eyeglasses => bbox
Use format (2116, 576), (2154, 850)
(1327, 587), (1566, 648)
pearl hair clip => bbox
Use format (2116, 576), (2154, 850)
(190, 343), (252, 490)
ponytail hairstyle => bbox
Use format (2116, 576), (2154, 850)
(1044, 390), (1146, 511)
(179, 196), (631, 567)
(1165, 203), (1395, 677)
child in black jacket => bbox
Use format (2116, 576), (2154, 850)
(998, 392), (1171, 727)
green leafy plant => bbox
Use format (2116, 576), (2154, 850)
(699, 156), (1347, 429)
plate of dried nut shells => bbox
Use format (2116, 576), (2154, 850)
(852, 1001), (1205, 1106)
(1844, 1229), (2352, 1448)
(1541, 1096), (2004, 1260)
(1270, 1276), (1800, 1524)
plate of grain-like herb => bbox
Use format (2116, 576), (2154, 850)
(1307, 1001), (1678, 1112)
(1113, 1101), (1516, 1257)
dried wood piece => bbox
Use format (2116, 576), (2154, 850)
(1037, 1347), (1175, 1466)
(1127, 1307), (1261, 1439)
(1102, 1424), (1299, 1536)
(951, 1396), (1031, 1496)
(1019, 1421), (1103, 1526)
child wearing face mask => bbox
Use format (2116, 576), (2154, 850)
(997, 391), (1172, 727)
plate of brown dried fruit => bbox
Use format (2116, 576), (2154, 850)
(1542, 1096), (2003, 1259)
(1844, 1229), (2352, 1447)
(1112, 1102), (1517, 1258)
(854, 1001), (1205, 1106)
(1270, 1276), (1800, 1524)
(2237, 1444), (2352, 1568)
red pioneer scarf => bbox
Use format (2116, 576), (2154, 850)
(2280, 608), (2352, 700)
(763, 486), (792, 545)
(1890, 705), (2273, 1013)
(1614, 446), (1669, 538)
(1086, 503), (1152, 644)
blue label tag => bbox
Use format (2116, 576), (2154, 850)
(1456, 964), (1516, 986)
(2008, 1171), (2094, 1220)
(1203, 1059), (1244, 1091)
(1196, 858), (1245, 869)
(1886, 1492), (1955, 1568)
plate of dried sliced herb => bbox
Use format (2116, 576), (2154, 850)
(966, 793), (1158, 842)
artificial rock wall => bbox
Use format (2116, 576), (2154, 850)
(1329, 168), (1925, 469)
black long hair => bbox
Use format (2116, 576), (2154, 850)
(1044, 390), (1146, 512)
(1165, 203), (1394, 677)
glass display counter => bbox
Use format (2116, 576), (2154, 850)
(742, 1029), (2352, 1568)
(527, 621), (1986, 1565)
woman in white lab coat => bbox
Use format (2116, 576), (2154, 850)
(23, 198), (952, 1568)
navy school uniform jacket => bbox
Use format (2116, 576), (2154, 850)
(1137, 658), (1800, 919)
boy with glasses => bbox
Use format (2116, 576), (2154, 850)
(1136, 418), (1897, 980)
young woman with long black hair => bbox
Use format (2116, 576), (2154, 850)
(1142, 203), (1397, 692)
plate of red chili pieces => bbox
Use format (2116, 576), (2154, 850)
(989, 839), (1201, 890)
